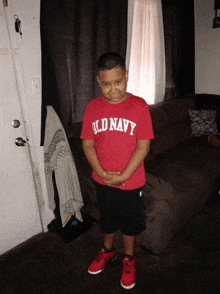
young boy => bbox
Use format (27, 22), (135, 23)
(80, 52), (154, 289)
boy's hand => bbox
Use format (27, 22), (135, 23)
(103, 171), (127, 187)
(101, 171), (120, 180)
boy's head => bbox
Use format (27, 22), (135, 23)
(97, 52), (128, 104)
(97, 52), (126, 74)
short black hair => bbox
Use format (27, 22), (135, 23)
(97, 52), (125, 75)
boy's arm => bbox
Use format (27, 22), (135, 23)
(82, 139), (106, 179)
(105, 139), (151, 186)
(82, 139), (120, 181)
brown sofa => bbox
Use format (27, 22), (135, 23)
(67, 94), (220, 254)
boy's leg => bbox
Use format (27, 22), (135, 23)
(122, 234), (134, 256)
(104, 233), (116, 250)
(120, 186), (144, 290)
(121, 234), (136, 289)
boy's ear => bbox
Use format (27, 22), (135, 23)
(125, 70), (129, 82)
(97, 75), (101, 85)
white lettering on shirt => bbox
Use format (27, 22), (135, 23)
(92, 118), (136, 136)
(101, 118), (108, 131)
(123, 119), (129, 133)
(116, 118), (123, 132)
(109, 118), (118, 130)
(129, 121), (137, 136)
(92, 122), (97, 134)
(96, 120), (102, 133)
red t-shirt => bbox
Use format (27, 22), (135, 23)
(80, 93), (154, 190)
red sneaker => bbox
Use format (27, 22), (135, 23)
(88, 248), (117, 275)
(121, 256), (136, 289)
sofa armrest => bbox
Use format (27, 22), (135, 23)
(136, 172), (177, 254)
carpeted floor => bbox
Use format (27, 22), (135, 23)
(1, 194), (220, 294)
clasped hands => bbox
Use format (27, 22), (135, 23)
(101, 171), (127, 187)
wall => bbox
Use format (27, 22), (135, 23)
(194, 0), (220, 95)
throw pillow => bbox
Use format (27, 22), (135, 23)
(188, 109), (219, 137)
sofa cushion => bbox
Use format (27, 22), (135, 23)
(189, 109), (219, 137)
(149, 122), (192, 157)
(160, 97), (194, 124)
(149, 96), (194, 133)
(149, 103), (169, 133)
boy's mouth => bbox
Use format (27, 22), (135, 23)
(111, 94), (119, 98)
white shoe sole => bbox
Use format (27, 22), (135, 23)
(120, 280), (136, 289)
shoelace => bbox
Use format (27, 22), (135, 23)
(96, 250), (105, 262)
(124, 261), (132, 273)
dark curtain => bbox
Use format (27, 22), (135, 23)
(162, 0), (195, 100)
(40, 0), (127, 145)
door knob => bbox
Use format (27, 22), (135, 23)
(15, 137), (26, 146)
(12, 119), (20, 128)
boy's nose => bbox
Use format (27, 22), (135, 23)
(111, 85), (117, 93)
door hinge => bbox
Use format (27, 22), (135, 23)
(3, 0), (8, 7)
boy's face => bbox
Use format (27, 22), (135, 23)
(97, 67), (128, 104)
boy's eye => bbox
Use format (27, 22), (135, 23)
(104, 83), (110, 87)
(115, 81), (121, 85)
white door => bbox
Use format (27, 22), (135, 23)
(0, 0), (42, 255)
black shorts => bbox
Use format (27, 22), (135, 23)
(97, 183), (146, 236)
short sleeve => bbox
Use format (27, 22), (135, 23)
(136, 102), (154, 140)
(80, 104), (95, 140)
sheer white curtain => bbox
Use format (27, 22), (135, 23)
(126, 0), (165, 104)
